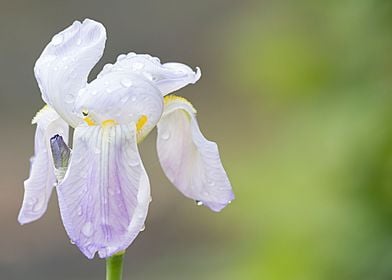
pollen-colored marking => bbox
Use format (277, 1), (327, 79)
(164, 95), (196, 113)
(32, 105), (50, 124)
(102, 119), (117, 127)
(136, 115), (148, 133)
(83, 117), (95, 126)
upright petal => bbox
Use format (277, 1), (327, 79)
(18, 106), (69, 224)
(156, 96), (234, 212)
(97, 53), (201, 96)
(74, 71), (163, 141)
(57, 123), (150, 259)
(34, 19), (106, 127)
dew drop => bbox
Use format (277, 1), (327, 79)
(228, 200), (232, 204)
(51, 34), (63, 45)
(207, 180), (215, 187)
(120, 78), (133, 88)
(117, 54), (126, 61)
(161, 131), (171, 140)
(27, 197), (38, 206)
(195, 200), (203, 206)
(140, 224), (146, 232)
(77, 206), (83, 216)
(82, 222), (93, 237)
(70, 239), (76, 245)
(132, 62), (144, 70)
(65, 94), (75, 104)
(128, 157), (139, 167)
(149, 196), (153, 203)
(120, 95), (129, 103)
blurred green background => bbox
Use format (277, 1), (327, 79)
(0, 0), (392, 279)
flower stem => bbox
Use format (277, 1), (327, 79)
(106, 251), (125, 280)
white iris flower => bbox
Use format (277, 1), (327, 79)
(18, 19), (234, 259)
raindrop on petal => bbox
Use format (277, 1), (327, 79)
(161, 131), (171, 140)
(120, 78), (133, 88)
(82, 222), (93, 237)
(120, 95), (129, 103)
(132, 62), (144, 70)
(117, 54), (126, 61)
(65, 94), (75, 104)
(77, 206), (83, 216)
(140, 224), (146, 232)
(195, 200), (203, 206)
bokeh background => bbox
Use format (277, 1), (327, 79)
(1, 0), (392, 279)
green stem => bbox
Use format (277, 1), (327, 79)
(106, 251), (125, 280)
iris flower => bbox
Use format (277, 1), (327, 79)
(18, 19), (234, 259)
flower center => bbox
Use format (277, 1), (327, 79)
(83, 113), (148, 134)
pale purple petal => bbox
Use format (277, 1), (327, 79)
(34, 19), (106, 127)
(57, 124), (150, 259)
(97, 53), (201, 96)
(18, 106), (69, 224)
(156, 96), (234, 212)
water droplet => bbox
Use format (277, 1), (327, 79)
(161, 131), (170, 140)
(82, 222), (93, 237)
(120, 78), (133, 88)
(70, 239), (76, 245)
(51, 34), (63, 45)
(228, 200), (232, 204)
(77, 206), (83, 216)
(90, 90), (98, 96)
(128, 157), (139, 167)
(76, 38), (82, 45)
(117, 54), (126, 61)
(120, 95), (129, 103)
(140, 224), (145, 232)
(132, 62), (144, 70)
(149, 196), (153, 203)
(207, 180), (215, 187)
(27, 197), (38, 206)
(131, 96), (137, 102)
(127, 52), (136, 57)
(65, 94), (74, 104)
(195, 200), (203, 206)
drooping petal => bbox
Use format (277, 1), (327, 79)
(34, 19), (106, 127)
(18, 106), (69, 224)
(74, 71), (163, 141)
(57, 123), (150, 259)
(97, 53), (201, 96)
(156, 96), (234, 212)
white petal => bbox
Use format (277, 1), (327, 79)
(97, 53), (201, 96)
(57, 123), (150, 259)
(18, 106), (69, 224)
(74, 71), (163, 140)
(156, 96), (234, 212)
(34, 19), (106, 127)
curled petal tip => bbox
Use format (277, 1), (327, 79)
(194, 67), (201, 83)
